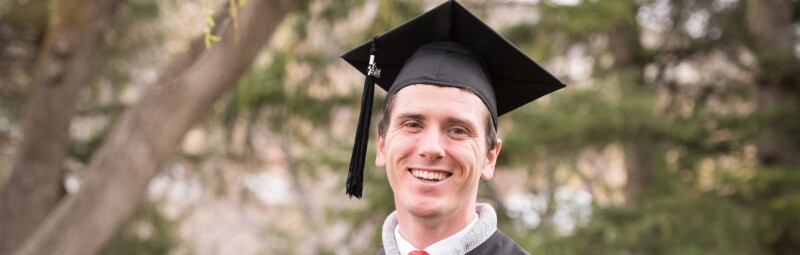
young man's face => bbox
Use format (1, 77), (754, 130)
(376, 84), (502, 221)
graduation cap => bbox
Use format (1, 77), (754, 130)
(341, 0), (565, 198)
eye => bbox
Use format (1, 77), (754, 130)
(450, 127), (467, 135)
(403, 121), (422, 129)
(447, 127), (470, 138)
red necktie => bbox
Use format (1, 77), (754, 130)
(409, 251), (429, 255)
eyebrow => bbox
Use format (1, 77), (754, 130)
(396, 113), (425, 122)
(396, 113), (479, 129)
(445, 116), (479, 130)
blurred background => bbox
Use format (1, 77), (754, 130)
(0, 0), (799, 254)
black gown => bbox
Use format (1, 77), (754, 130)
(377, 230), (530, 255)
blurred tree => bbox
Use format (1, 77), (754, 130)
(4, 0), (308, 254)
(99, 201), (179, 255)
(352, 1), (423, 253)
(0, 0), (797, 254)
(210, 1), (424, 252)
(496, 0), (798, 254)
(745, 1), (800, 253)
(0, 0), (124, 253)
(0, 0), (47, 111)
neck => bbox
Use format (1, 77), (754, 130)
(396, 202), (476, 249)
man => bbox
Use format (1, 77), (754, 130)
(341, 1), (564, 254)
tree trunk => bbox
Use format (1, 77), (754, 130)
(0, 0), (123, 253)
(607, 20), (654, 205)
(11, 1), (307, 254)
(622, 138), (654, 203)
(746, 0), (799, 166)
(746, 1), (800, 254)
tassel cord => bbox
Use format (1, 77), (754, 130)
(346, 38), (378, 198)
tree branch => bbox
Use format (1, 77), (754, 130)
(12, 1), (307, 254)
(0, 0), (124, 253)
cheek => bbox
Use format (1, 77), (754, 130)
(383, 137), (413, 165)
(449, 142), (484, 170)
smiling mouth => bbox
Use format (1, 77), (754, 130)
(408, 169), (452, 182)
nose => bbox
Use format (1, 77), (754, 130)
(417, 129), (445, 160)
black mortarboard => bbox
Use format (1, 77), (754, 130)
(341, 0), (565, 198)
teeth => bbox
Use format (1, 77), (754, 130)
(412, 169), (447, 180)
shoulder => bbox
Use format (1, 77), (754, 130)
(465, 230), (530, 255)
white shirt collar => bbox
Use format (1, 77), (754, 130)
(394, 212), (480, 255)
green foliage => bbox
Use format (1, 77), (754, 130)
(203, 7), (220, 48)
(3, 0), (790, 253)
(222, 48), (355, 133)
(100, 201), (179, 255)
(503, 91), (615, 162)
(128, 0), (159, 19)
(743, 166), (800, 249)
(502, 78), (660, 164)
(501, 23), (563, 61)
(492, 0), (800, 253)
(48, 0), (59, 27)
(360, 0), (422, 42)
(65, 0), (161, 164)
(539, 0), (638, 38)
(530, 165), (800, 255)
(68, 123), (111, 164)
(201, 0), (249, 48)
(0, 0), (50, 29)
(318, 0), (365, 22)
(536, 192), (762, 255)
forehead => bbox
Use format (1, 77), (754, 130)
(390, 84), (490, 123)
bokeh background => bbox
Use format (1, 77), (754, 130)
(1, 0), (799, 254)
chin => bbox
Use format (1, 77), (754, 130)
(403, 197), (448, 219)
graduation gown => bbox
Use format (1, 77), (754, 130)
(463, 230), (529, 255)
(377, 204), (531, 255)
(377, 230), (529, 255)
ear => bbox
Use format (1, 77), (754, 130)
(375, 130), (386, 168)
(481, 138), (502, 181)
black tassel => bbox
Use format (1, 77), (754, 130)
(346, 38), (379, 199)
